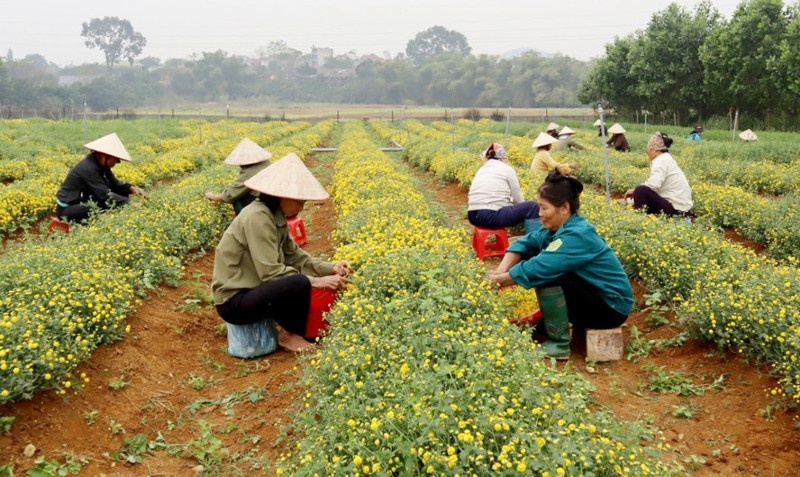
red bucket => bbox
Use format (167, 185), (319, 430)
(305, 288), (337, 338)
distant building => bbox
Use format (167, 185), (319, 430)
(310, 47), (333, 69)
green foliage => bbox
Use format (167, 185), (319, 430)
(405, 26), (472, 66)
(80, 17), (147, 69)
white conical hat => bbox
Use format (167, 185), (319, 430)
(593, 119), (604, 127)
(532, 132), (558, 149)
(84, 133), (131, 162)
(559, 126), (575, 136)
(224, 137), (273, 166)
(244, 152), (329, 201)
(739, 129), (758, 142)
(607, 123), (626, 134)
(546, 122), (559, 131)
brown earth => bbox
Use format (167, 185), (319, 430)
(1, 155), (799, 476)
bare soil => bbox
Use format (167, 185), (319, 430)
(1, 156), (798, 476)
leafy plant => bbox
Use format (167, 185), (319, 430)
(0, 415), (15, 433)
(187, 421), (229, 470)
(108, 375), (130, 390)
(82, 410), (99, 426)
(26, 453), (86, 476)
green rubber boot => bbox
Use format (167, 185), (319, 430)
(535, 286), (571, 360)
(524, 218), (541, 235)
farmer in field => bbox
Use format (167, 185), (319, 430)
(553, 126), (586, 152)
(530, 132), (577, 177)
(545, 122), (560, 139)
(606, 123), (631, 152)
(467, 143), (541, 234)
(211, 152), (351, 353)
(489, 172), (633, 360)
(594, 119), (606, 137)
(204, 137), (272, 213)
(623, 132), (693, 217)
(687, 124), (704, 142)
(55, 133), (147, 222)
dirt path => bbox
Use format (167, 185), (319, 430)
(1, 150), (798, 476)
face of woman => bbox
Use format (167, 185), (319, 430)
(538, 196), (571, 231)
(279, 198), (306, 218)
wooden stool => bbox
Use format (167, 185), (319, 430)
(287, 216), (308, 246)
(226, 319), (278, 358)
(472, 227), (509, 260)
(48, 217), (70, 234)
(586, 327), (624, 362)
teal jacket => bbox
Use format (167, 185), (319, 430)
(508, 214), (633, 316)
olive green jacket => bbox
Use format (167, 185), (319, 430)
(221, 161), (270, 203)
(211, 200), (334, 305)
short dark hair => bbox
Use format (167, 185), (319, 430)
(537, 171), (584, 213)
(258, 193), (281, 212)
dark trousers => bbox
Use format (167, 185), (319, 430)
(632, 185), (681, 216)
(542, 273), (627, 330)
(216, 274), (311, 336)
(56, 204), (93, 222)
(468, 201), (539, 229)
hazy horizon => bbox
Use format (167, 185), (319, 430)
(3, 0), (743, 67)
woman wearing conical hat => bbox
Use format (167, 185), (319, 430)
(606, 123), (631, 152)
(545, 122), (560, 139)
(553, 126), (586, 152)
(55, 133), (147, 222)
(530, 132), (576, 177)
(205, 138), (272, 214)
(211, 153), (351, 353)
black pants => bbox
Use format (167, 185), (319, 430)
(542, 273), (627, 330)
(216, 274), (311, 336)
(56, 195), (129, 222)
(632, 185), (683, 217)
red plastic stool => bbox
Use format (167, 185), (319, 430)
(305, 288), (337, 338)
(48, 217), (70, 234)
(472, 226), (509, 260)
(287, 216), (308, 246)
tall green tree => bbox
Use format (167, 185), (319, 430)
(775, 3), (800, 115)
(406, 26), (472, 66)
(81, 17), (147, 69)
(700, 0), (790, 118)
(629, 1), (721, 122)
(577, 35), (644, 115)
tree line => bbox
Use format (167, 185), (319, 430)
(578, 0), (800, 129)
(0, 22), (588, 117)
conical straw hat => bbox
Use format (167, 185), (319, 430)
(559, 126), (575, 136)
(84, 133), (131, 162)
(593, 119), (603, 127)
(224, 137), (273, 166)
(607, 123), (626, 135)
(739, 129), (758, 142)
(546, 122), (559, 131)
(244, 152), (329, 201)
(532, 132), (558, 149)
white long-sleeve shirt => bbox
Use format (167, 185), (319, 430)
(467, 160), (525, 211)
(643, 152), (693, 212)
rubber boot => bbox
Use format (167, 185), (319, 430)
(524, 218), (541, 235)
(535, 286), (571, 360)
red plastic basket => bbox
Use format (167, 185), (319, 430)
(305, 288), (337, 338)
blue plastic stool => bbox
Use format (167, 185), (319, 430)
(226, 319), (278, 358)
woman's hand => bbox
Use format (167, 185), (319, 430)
(205, 191), (224, 202)
(311, 274), (351, 290)
(332, 260), (351, 276)
(489, 271), (515, 288)
(130, 185), (147, 198)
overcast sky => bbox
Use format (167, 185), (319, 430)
(2, 0), (744, 67)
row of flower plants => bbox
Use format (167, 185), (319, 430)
(0, 119), (313, 235)
(372, 119), (800, 408)
(0, 118), (335, 404)
(393, 118), (800, 263)
(275, 121), (681, 476)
